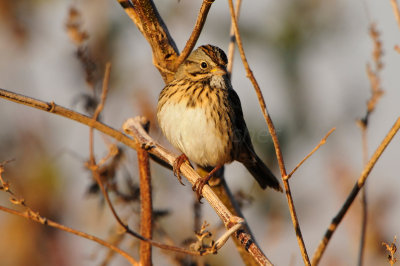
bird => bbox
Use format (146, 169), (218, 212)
(157, 44), (282, 200)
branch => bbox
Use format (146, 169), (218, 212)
(227, 1), (311, 265)
(174, 0), (215, 70)
(311, 116), (400, 265)
(116, 0), (179, 83)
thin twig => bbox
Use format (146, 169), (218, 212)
(137, 144), (153, 265)
(311, 117), (400, 265)
(227, 1), (311, 265)
(93, 62), (111, 121)
(227, 0), (242, 78)
(174, 0), (215, 70)
(286, 128), (336, 180)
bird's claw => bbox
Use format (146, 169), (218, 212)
(192, 176), (210, 202)
(173, 154), (189, 186)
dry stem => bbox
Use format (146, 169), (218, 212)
(286, 128), (336, 180)
(227, 1), (310, 264)
(311, 117), (400, 265)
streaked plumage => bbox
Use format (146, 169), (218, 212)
(157, 45), (282, 197)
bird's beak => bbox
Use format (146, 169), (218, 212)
(210, 66), (227, 76)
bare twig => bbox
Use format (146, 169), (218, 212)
(227, 1), (311, 265)
(174, 0), (215, 70)
(137, 141), (153, 265)
(93, 62), (111, 121)
(227, 0), (242, 78)
(311, 117), (400, 265)
(286, 128), (336, 180)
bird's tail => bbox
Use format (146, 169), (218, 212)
(243, 154), (282, 192)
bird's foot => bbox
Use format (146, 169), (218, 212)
(173, 154), (189, 185)
(192, 165), (222, 202)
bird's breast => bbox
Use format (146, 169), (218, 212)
(157, 94), (233, 167)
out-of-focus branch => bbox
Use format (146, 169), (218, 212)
(116, 0), (179, 83)
(227, 1), (311, 265)
(174, 0), (215, 70)
(311, 117), (400, 265)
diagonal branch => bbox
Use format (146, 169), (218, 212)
(227, 1), (311, 265)
(311, 116), (400, 265)
(174, 0), (215, 70)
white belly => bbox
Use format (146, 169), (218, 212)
(158, 102), (229, 166)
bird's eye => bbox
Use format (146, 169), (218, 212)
(200, 61), (208, 69)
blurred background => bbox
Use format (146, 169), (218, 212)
(0, 0), (399, 265)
